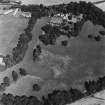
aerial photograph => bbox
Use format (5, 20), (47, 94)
(0, 0), (105, 105)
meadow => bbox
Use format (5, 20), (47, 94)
(1, 16), (105, 100)
(0, 2), (105, 100)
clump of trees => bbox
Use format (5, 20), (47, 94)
(84, 76), (105, 95)
(94, 35), (101, 42)
(0, 93), (42, 105)
(3, 76), (10, 87)
(99, 30), (105, 36)
(43, 89), (84, 105)
(33, 45), (42, 60)
(19, 68), (27, 76)
(43, 75), (105, 105)
(61, 40), (68, 46)
(39, 22), (82, 46)
(0, 76), (10, 92)
(39, 25), (62, 45)
(32, 84), (41, 91)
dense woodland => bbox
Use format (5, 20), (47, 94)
(1, 1), (105, 105)
(39, 20), (82, 46)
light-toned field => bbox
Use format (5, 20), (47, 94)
(0, 15), (28, 56)
(0, 15), (28, 72)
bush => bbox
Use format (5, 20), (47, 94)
(61, 40), (68, 46)
(94, 35), (101, 42)
(88, 34), (93, 39)
(32, 84), (41, 91)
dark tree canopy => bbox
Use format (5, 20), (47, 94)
(12, 71), (18, 82)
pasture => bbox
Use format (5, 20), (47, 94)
(0, 15), (28, 56)
(0, 13), (105, 100)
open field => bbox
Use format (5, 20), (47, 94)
(0, 1), (105, 105)
(0, 14), (105, 100)
(0, 15), (28, 72)
(0, 15), (28, 56)
(1, 17), (68, 99)
(43, 20), (105, 90)
(0, 2), (105, 101)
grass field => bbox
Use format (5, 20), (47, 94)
(0, 15), (28, 56)
(0, 12), (105, 100)
(45, 20), (105, 90)
(1, 17), (105, 100)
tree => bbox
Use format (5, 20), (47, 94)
(61, 40), (68, 46)
(12, 71), (18, 82)
(33, 45), (42, 60)
(19, 68), (27, 76)
(94, 35), (101, 42)
(99, 30), (105, 36)
(3, 76), (10, 87)
(32, 84), (41, 91)
(0, 83), (6, 91)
